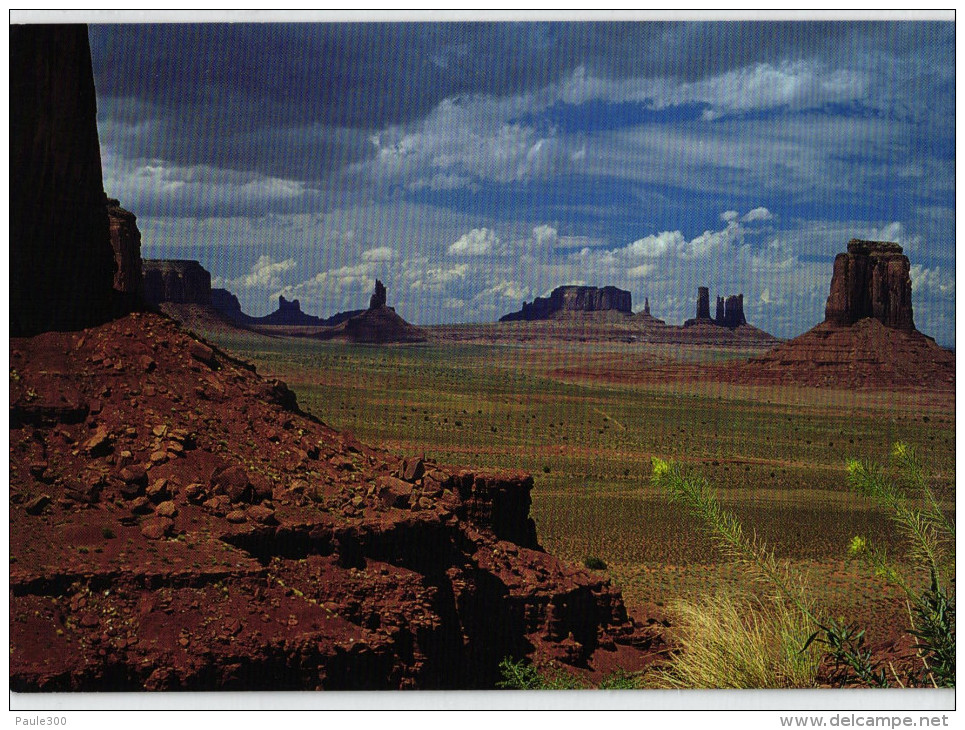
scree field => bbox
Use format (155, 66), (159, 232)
(203, 329), (955, 637)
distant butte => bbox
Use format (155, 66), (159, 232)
(731, 239), (954, 389)
(314, 280), (428, 344)
(500, 285), (633, 322)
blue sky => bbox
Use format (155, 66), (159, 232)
(86, 14), (955, 346)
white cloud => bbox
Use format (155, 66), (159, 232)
(742, 207), (774, 223)
(213, 254), (296, 291)
(362, 246), (396, 263)
(722, 210), (740, 222)
(622, 230), (686, 259)
(627, 264), (655, 279)
(449, 227), (501, 256)
(532, 224), (559, 249)
(910, 264), (955, 299)
(101, 152), (311, 217)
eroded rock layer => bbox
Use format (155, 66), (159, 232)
(10, 313), (657, 690)
(106, 198), (144, 301)
(143, 260), (212, 306)
(731, 239), (952, 389)
(825, 239), (914, 331)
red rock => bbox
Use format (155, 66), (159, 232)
(155, 501), (178, 518)
(825, 239), (914, 330)
(225, 510), (247, 524)
(106, 199), (144, 301)
(146, 478), (169, 502)
(24, 494), (51, 515)
(211, 464), (252, 503)
(188, 340), (217, 368)
(402, 457), (425, 483)
(83, 425), (113, 457)
(246, 505), (277, 525)
(377, 476), (412, 509)
(140, 516), (173, 540)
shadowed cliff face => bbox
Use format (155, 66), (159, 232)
(10, 24), (116, 336)
(824, 239), (915, 331)
(143, 259), (213, 305)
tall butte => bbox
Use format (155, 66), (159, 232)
(734, 238), (953, 389)
(10, 25), (116, 336)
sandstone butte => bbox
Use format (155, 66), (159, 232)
(730, 239), (954, 390)
(9, 23), (661, 691)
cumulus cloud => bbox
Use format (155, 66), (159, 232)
(213, 255), (296, 292)
(449, 227), (501, 256)
(742, 207), (773, 222)
(362, 246), (397, 263)
(910, 264), (955, 299)
(101, 153), (313, 218)
(532, 224), (559, 249)
(622, 231), (687, 259)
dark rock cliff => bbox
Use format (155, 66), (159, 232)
(143, 259), (212, 306)
(824, 239), (915, 331)
(11, 24), (116, 336)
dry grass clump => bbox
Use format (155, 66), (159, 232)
(655, 589), (821, 689)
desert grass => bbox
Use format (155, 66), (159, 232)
(654, 589), (821, 689)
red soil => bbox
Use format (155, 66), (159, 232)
(9, 312), (661, 691)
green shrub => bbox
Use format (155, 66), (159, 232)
(650, 443), (956, 689)
(845, 442), (955, 688)
(584, 556), (607, 570)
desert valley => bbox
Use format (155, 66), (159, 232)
(10, 21), (955, 695)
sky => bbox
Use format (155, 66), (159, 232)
(85, 13), (956, 346)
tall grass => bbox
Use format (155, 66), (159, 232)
(655, 590), (821, 688)
(651, 442), (955, 689)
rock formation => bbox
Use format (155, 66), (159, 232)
(370, 279), (388, 309)
(318, 281), (428, 344)
(733, 239), (953, 390)
(8, 20), (660, 690)
(500, 285), (633, 322)
(684, 288), (747, 329)
(143, 259), (212, 306)
(11, 24), (116, 336)
(715, 294), (747, 329)
(824, 239), (915, 331)
(210, 288), (248, 323)
(10, 313), (657, 691)
(695, 287), (711, 321)
(106, 197), (144, 302)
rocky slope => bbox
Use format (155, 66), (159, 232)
(10, 312), (659, 691)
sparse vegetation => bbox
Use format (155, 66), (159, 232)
(496, 657), (643, 690)
(651, 443), (955, 688)
(583, 556), (607, 570)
